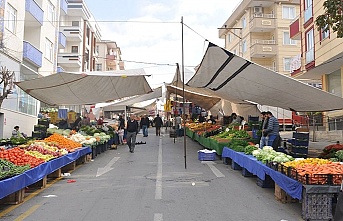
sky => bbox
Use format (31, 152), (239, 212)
(84, 0), (242, 88)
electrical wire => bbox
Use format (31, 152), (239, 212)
(183, 23), (208, 41)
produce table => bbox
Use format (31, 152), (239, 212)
(222, 147), (303, 200)
(0, 146), (91, 199)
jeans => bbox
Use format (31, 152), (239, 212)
(260, 136), (268, 148)
(142, 125), (148, 137)
(267, 134), (277, 146)
(126, 132), (137, 151)
(156, 126), (161, 136)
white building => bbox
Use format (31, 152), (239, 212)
(0, 0), (124, 138)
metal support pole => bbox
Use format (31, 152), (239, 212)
(181, 16), (187, 169)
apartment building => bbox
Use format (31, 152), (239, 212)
(219, 0), (301, 76)
(96, 40), (123, 71)
(289, 0), (343, 121)
(0, 0), (65, 138)
(0, 0), (124, 138)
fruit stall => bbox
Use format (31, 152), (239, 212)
(186, 123), (343, 220)
(0, 125), (114, 204)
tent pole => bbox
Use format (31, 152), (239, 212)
(181, 16), (187, 169)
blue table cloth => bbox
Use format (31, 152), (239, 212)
(0, 147), (91, 199)
(222, 147), (303, 200)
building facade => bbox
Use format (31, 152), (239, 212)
(0, 0), (123, 138)
(96, 40), (123, 71)
(289, 0), (343, 122)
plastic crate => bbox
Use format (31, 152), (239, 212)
(198, 151), (216, 161)
(231, 160), (242, 170)
(293, 172), (343, 186)
(302, 191), (334, 220)
(256, 175), (275, 188)
(242, 168), (253, 177)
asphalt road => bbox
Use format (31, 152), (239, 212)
(0, 128), (304, 221)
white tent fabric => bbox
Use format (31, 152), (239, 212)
(187, 43), (343, 112)
(209, 99), (260, 119)
(15, 69), (152, 105)
(102, 87), (162, 112)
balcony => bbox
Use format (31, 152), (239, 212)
(290, 16), (300, 40)
(305, 48), (314, 64)
(61, 26), (83, 42)
(249, 14), (275, 32)
(58, 53), (82, 68)
(25, 0), (43, 27)
(60, 0), (68, 15)
(58, 32), (66, 49)
(23, 41), (42, 68)
(250, 40), (277, 58)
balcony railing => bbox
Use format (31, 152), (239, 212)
(58, 32), (66, 48)
(23, 41), (43, 67)
(60, 0), (68, 15)
(305, 48), (314, 64)
(249, 14), (276, 32)
(25, 0), (43, 25)
(304, 6), (313, 24)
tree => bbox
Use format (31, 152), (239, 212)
(0, 66), (15, 108)
(315, 0), (343, 38)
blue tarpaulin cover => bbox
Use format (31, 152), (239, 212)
(222, 147), (303, 200)
(0, 147), (91, 199)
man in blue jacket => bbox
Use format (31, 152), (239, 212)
(263, 111), (280, 147)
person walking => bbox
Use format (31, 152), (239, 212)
(140, 115), (150, 137)
(118, 126), (124, 145)
(126, 115), (139, 153)
(153, 114), (163, 136)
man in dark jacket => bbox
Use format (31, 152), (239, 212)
(153, 114), (163, 136)
(140, 115), (150, 137)
(126, 115), (138, 153)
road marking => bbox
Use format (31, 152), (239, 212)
(13, 204), (40, 221)
(96, 157), (120, 177)
(201, 161), (225, 178)
(155, 138), (163, 200)
(154, 213), (163, 221)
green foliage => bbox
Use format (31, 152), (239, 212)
(315, 0), (343, 38)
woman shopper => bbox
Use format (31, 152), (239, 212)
(126, 115), (139, 153)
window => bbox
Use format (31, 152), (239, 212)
(45, 38), (53, 61)
(283, 32), (296, 45)
(71, 46), (78, 53)
(282, 6), (295, 19)
(283, 58), (292, 71)
(327, 70), (342, 96)
(242, 40), (247, 53)
(72, 21), (80, 27)
(96, 64), (102, 71)
(321, 25), (329, 40)
(47, 1), (55, 22)
(241, 17), (246, 29)
(96, 45), (99, 54)
(227, 34), (231, 43)
(305, 29), (314, 64)
(304, 0), (313, 23)
(5, 4), (16, 33)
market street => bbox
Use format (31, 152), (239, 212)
(0, 128), (303, 221)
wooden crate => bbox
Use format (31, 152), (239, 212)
(29, 176), (47, 189)
(0, 188), (25, 205)
(275, 184), (298, 203)
(62, 161), (76, 173)
(48, 168), (62, 178)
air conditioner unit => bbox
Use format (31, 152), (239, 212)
(254, 6), (263, 15)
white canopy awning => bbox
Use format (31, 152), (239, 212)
(187, 43), (343, 112)
(15, 69), (152, 106)
(102, 87), (162, 112)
